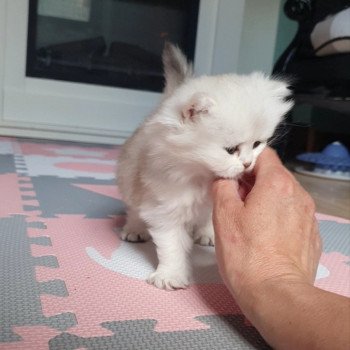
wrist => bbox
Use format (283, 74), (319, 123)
(236, 278), (350, 350)
(234, 277), (316, 349)
(226, 261), (312, 309)
(235, 276), (314, 325)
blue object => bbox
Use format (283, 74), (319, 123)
(297, 142), (350, 172)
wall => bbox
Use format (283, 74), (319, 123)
(237, 0), (281, 75)
(273, 1), (298, 63)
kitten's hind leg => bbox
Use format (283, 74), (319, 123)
(193, 218), (215, 246)
(121, 210), (150, 242)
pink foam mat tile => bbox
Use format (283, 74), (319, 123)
(18, 141), (119, 160)
(316, 212), (350, 223)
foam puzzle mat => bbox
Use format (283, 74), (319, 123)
(0, 136), (349, 350)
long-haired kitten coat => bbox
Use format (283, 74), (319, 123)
(117, 43), (293, 290)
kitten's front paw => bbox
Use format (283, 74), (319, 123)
(147, 270), (189, 290)
(120, 229), (150, 243)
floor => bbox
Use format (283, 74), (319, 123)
(291, 171), (350, 220)
(1, 136), (349, 350)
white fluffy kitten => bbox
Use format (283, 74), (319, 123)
(117, 44), (293, 290)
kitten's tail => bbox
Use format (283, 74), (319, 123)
(162, 42), (193, 96)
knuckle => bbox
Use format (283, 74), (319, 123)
(308, 197), (316, 213)
(268, 169), (295, 194)
(303, 192), (316, 213)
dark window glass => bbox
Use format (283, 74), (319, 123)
(26, 0), (199, 92)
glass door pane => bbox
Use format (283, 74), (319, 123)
(26, 0), (199, 92)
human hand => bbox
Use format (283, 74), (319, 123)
(212, 147), (322, 304)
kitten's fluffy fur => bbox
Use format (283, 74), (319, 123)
(118, 44), (293, 290)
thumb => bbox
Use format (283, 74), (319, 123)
(212, 179), (244, 217)
(212, 180), (243, 260)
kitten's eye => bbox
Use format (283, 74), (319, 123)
(253, 141), (261, 149)
(225, 146), (238, 155)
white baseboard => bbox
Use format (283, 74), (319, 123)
(0, 121), (130, 145)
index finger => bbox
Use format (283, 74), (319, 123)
(244, 147), (292, 205)
(253, 147), (284, 177)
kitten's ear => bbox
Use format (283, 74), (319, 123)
(163, 42), (193, 96)
(182, 93), (216, 121)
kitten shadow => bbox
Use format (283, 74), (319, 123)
(126, 240), (159, 271)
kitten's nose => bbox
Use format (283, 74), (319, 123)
(243, 162), (252, 169)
